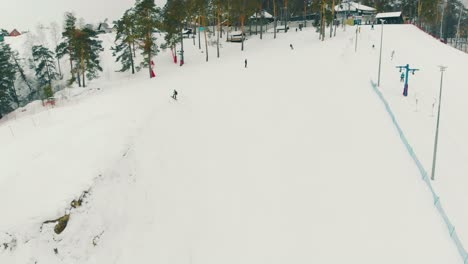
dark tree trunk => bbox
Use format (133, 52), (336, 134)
(82, 70), (86, 88)
(198, 16), (202, 50)
(203, 16), (209, 62)
(129, 43), (135, 74)
(56, 56), (62, 78)
(12, 55), (33, 93)
(180, 26), (185, 65)
(76, 67), (81, 87)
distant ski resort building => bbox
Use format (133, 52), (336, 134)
(98, 21), (113, 34)
(9, 29), (21, 37)
(227, 31), (245, 42)
(182, 28), (193, 38)
(249, 10), (274, 23)
(375, 12), (404, 24)
(334, 1), (376, 24)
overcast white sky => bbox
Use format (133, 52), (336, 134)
(0, 0), (167, 31)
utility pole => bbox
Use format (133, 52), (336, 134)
(431, 66), (447, 181)
(377, 19), (384, 87)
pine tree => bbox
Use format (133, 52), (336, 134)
(113, 9), (137, 74)
(32, 45), (59, 98)
(0, 43), (18, 118)
(162, 0), (186, 62)
(57, 13), (103, 87)
(57, 12), (78, 85)
(74, 26), (103, 87)
(134, 0), (162, 78)
(11, 50), (34, 101)
(50, 22), (63, 78)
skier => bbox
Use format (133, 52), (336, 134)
(400, 73), (405, 82)
(245, 59), (247, 68)
(290, 44), (294, 50)
(371, 24), (374, 30)
(391, 50), (395, 60)
(372, 44), (375, 49)
(172, 90), (178, 100)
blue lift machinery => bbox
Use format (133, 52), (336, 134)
(396, 64), (420, 97)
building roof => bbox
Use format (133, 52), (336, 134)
(335, 1), (376, 13)
(250, 10), (274, 19)
(375, 12), (403, 19)
(98, 22), (110, 30)
(9, 29), (21, 36)
(230, 31), (244, 36)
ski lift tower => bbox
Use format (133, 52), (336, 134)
(396, 64), (420, 96)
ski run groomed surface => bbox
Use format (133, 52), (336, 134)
(1, 24), (468, 263)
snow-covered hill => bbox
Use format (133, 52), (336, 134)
(1, 24), (468, 263)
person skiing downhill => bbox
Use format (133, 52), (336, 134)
(245, 59), (247, 68)
(400, 73), (405, 82)
(172, 90), (178, 100)
(290, 44), (294, 50)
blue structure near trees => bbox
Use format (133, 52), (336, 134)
(396, 64), (419, 96)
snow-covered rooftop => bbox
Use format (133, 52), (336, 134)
(376, 12), (403, 19)
(335, 1), (376, 13)
(230, 30), (244, 36)
(250, 10), (274, 19)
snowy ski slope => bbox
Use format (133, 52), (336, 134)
(0, 24), (467, 263)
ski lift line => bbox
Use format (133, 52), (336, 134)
(370, 81), (468, 263)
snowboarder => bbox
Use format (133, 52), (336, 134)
(172, 90), (178, 100)
(245, 59), (247, 68)
(400, 73), (405, 82)
(290, 44), (294, 50)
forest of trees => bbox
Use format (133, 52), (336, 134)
(0, 0), (466, 119)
